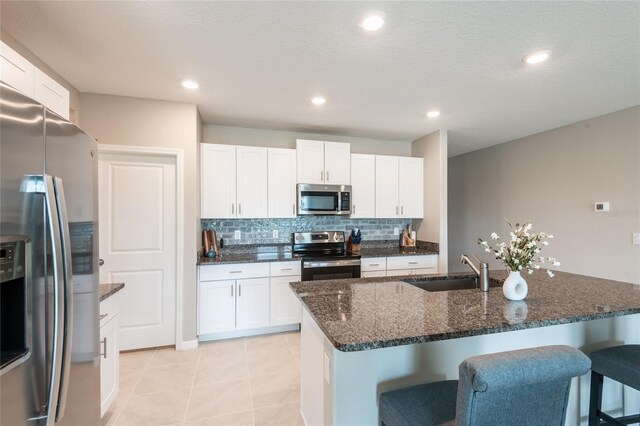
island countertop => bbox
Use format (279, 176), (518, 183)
(290, 271), (640, 352)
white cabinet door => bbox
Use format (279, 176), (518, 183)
(236, 278), (270, 330)
(34, 67), (69, 119)
(100, 315), (119, 417)
(351, 154), (376, 218)
(236, 146), (268, 218)
(268, 148), (297, 218)
(398, 157), (424, 218)
(375, 155), (400, 218)
(324, 141), (351, 184)
(198, 280), (236, 334)
(296, 139), (325, 184)
(0, 41), (34, 97)
(270, 275), (301, 326)
(201, 144), (236, 218)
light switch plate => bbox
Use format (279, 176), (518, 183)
(272, 230), (279, 239)
(234, 230), (241, 240)
(633, 233), (640, 245)
(393, 227), (400, 236)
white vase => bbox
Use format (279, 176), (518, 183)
(503, 271), (528, 301)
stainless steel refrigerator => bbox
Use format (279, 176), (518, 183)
(1, 82), (100, 425)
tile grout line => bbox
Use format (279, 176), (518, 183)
(244, 337), (256, 426)
(110, 347), (156, 426)
(180, 345), (202, 426)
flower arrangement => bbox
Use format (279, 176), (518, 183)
(478, 219), (559, 277)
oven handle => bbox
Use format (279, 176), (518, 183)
(303, 259), (361, 268)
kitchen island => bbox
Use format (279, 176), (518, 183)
(291, 271), (640, 425)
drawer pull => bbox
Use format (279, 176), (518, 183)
(100, 338), (107, 359)
(231, 285), (234, 297)
(409, 261), (418, 265)
(229, 271), (242, 274)
(280, 268), (292, 271)
(238, 284), (242, 296)
(369, 263), (379, 267)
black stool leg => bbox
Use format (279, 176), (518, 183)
(589, 371), (604, 426)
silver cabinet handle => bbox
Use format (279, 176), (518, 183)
(321, 170), (324, 182)
(229, 271), (242, 274)
(231, 204), (234, 214)
(369, 263), (379, 266)
(326, 171), (329, 181)
(401, 205), (404, 215)
(293, 204), (295, 215)
(231, 285), (234, 297)
(238, 284), (242, 296)
(238, 203), (242, 215)
(280, 268), (292, 271)
(99, 258), (104, 266)
(353, 205), (356, 214)
(409, 261), (418, 265)
(396, 206), (399, 215)
(100, 337), (107, 359)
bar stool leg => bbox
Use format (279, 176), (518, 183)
(589, 371), (604, 426)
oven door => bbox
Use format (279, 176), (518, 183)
(301, 259), (361, 281)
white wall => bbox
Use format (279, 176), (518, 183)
(204, 124), (412, 156)
(448, 106), (640, 283)
(412, 130), (448, 271)
(80, 93), (201, 342)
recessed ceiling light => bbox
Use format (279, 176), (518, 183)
(181, 79), (199, 89)
(426, 110), (441, 118)
(523, 50), (551, 65)
(360, 15), (384, 31)
(311, 96), (326, 106)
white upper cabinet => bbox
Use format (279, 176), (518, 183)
(324, 142), (351, 184)
(296, 139), (325, 184)
(201, 144), (236, 218)
(351, 154), (376, 218)
(34, 67), (70, 119)
(375, 155), (424, 219)
(1, 41), (34, 97)
(236, 146), (268, 218)
(268, 148), (297, 218)
(1, 41), (70, 119)
(296, 139), (350, 185)
(398, 157), (423, 218)
(375, 155), (400, 218)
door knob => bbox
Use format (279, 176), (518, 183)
(99, 259), (104, 266)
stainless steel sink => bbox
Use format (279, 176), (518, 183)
(402, 276), (501, 292)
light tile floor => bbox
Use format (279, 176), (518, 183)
(102, 331), (303, 426)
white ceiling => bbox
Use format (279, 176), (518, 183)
(2, 1), (638, 156)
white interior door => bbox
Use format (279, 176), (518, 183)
(99, 150), (176, 350)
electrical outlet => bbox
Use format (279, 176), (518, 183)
(234, 230), (241, 240)
(273, 230), (279, 239)
(393, 227), (400, 236)
(594, 202), (610, 212)
(633, 233), (640, 245)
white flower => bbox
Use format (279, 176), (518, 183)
(485, 248), (491, 253)
(547, 270), (555, 278)
(514, 259), (519, 264)
(491, 232), (499, 240)
(542, 241), (549, 246)
(553, 261), (561, 266)
(548, 235), (554, 238)
(534, 264), (540, 269)
(528, 269), (533, 274)
(524, 223), (533, 231)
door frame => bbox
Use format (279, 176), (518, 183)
(97, 144), (185, 349)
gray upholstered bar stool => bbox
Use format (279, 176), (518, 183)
(588, 344), (640, 425)
(379, 345), (590, 426)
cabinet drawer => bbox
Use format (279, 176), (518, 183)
(270, 261), (302, 277)
(200, 262), (269, 281)
(386, 269), (412, 277)
(362, 270), (386, 278)
(386, 255), (437, 271)
(99, 292), (121, 328)
(361, 257), (386, 272)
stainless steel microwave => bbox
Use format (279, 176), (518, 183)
(297, 184), (352, 215)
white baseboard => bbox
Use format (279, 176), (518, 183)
(176, 339), (199, 351)
(198, 324), (300, 343)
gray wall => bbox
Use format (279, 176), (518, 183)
(204, 124), (412, 156)
(448, 106), (640, 284)
(80, 93), (202, 343)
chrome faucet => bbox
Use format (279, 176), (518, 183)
(461, 255), (490, 292)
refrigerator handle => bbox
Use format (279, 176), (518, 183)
(52, 177), (73, 422)
(40, 175), (65, 425)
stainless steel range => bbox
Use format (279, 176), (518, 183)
(292, 231), (361, 281)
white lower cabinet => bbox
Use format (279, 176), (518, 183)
(236, 278), (270, 330)
(198, 261), (301, 339)
(362, 255), (438, 277)
(99, 293), (121, 417)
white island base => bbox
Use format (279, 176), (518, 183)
(300, 307), (640, 426)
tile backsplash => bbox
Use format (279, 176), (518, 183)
(201, 217), (409, 245)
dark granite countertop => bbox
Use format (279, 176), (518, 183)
(99, 283), (125, 302)
(290, 270), (640, 352)
(358, 246), (438, 258)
